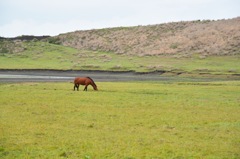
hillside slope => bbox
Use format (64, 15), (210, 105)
(0, 18), (239, 77)
(52, 17), (240, 57)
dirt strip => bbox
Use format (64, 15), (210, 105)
(0, 69), (232, 83)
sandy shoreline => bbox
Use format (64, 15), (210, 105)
(0, 69), (236, 83)
(0, 69), (169, 82)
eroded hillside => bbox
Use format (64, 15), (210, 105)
(52, 17), (240, 57)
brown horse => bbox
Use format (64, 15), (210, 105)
(74, 77), (98, 91)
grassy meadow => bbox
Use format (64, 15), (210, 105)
(0, 81), (240, 158)
(0, 41), (239, 77)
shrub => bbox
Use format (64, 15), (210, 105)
(48, 37), (61, 45)
(170, 43), (179, 49)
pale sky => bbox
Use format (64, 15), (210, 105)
(0, 0), (239, 37)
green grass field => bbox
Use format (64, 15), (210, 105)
(0, 81), (240, 158)
(0, 41), (239, 77)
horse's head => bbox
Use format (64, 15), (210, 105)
(94, 86), (98, 91)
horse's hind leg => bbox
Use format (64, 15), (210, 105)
(74, 84), (79, 91)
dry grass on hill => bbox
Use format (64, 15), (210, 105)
(55, 17), (240, 57)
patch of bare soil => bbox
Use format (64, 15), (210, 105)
(0, 69), (234, 83)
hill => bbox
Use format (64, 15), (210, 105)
(52, 17), (240, 57)
(0, 35), (50, 41)
(0, 18), (239, 78)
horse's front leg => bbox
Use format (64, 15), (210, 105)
(84, 85), (88, 91)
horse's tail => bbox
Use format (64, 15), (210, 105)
(87, 77), (98, 90)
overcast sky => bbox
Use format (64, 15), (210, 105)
(0, 0), (239, 37)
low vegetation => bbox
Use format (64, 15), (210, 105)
(0, 81), (239, 158)
(0, 41), (239, 78)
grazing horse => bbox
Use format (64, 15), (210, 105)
(74, 77), (98, 91)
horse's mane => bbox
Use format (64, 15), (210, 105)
(87, 77), (97, 88)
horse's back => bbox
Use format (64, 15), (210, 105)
(74, 77), (89, 85)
